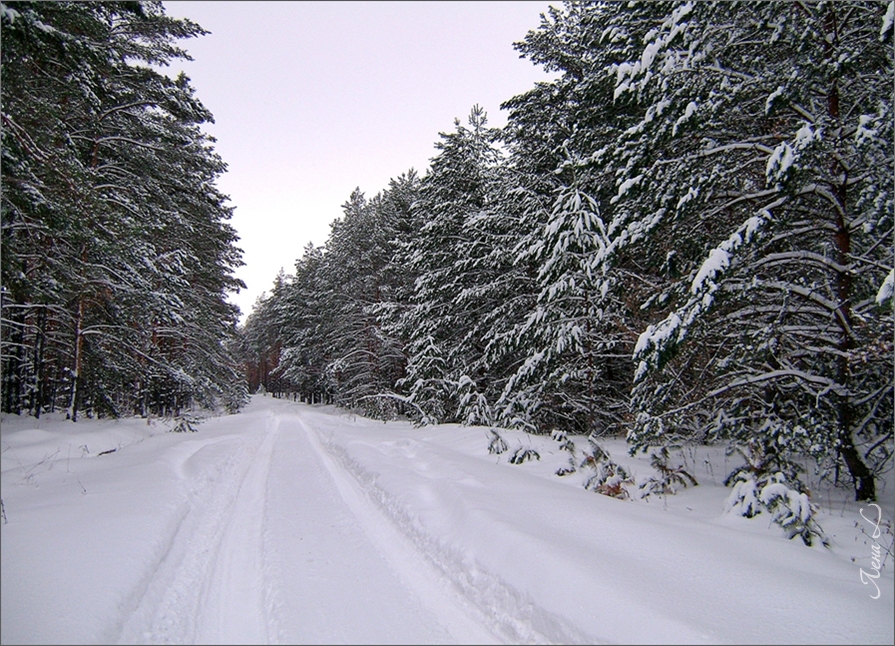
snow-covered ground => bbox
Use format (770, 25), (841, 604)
(1, 395), (892, 644)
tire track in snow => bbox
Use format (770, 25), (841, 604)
(115, 411), (278, 644)
(291, 411), (505, 645)
(195, 417), (279, 644)
(304, 410), (597, 645)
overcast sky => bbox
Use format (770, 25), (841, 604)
(162, 1), (557, 322)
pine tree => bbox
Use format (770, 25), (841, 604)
(274, 244), (329, 403)
(395, 105), (505, 424)
(586, 1), (895, 502)
(497, 0), (891, 502)
(1, 1), (247, 419)
(492, 2), (667, 435)
(364, 170), (422, 410)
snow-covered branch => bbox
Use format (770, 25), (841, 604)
(708, 369), (848, 398)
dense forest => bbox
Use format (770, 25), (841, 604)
(1, 1), (246, 420)
(2, 1), (892, 521)
(240, 0), (894, 510)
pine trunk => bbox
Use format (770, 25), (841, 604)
(2, 306), (25, 415)
(29, 306), (47, 418)
(68, 295), (85, 422)
(825, 5), (876, 500)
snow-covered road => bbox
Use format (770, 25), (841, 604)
(114, 403), (499, 644)
(2, 395), (892, 644)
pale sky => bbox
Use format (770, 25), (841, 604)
(162, 1), (558, 323)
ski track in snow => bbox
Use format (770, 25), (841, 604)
(114, 404), (506, 645)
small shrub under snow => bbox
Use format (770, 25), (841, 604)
(638, 446), (698, 498)
(487, 429), (508, 455)
(724, 440), (827, 546)
(170, 415), (200, 433)
(509, 446), (540, 464)
(551, 429), (579, 476)
(580, 439), (633, 499)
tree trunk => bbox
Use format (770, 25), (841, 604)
(30, 306), (47, 418)
(824, 4), (876, 501)
(2, 305), (25, 415)
(68, 295), (85, 422)
(822, 4), (875, 502)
